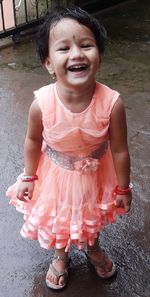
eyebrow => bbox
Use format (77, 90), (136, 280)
(53, 35), (96, 45)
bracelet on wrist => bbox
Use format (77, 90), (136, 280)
(20, 174), (38, 182)
(113, 183), (133, 196)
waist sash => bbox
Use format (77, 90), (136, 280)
(44, 141), (108, 173)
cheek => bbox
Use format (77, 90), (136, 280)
(89, 49), (100, 63)
(54, 58), (68, 75)
(53, 54), (64, 67)
(91, 54), (101, 69)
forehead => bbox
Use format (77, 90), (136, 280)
(49, 18), (95, 43)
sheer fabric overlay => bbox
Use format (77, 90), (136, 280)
(6, 82), (125, 251)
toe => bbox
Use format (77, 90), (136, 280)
(59, 275), (65, 286)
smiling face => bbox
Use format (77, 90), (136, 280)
(45, 18), (101, 91)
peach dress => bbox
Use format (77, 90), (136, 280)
(6, 82), (124, 251)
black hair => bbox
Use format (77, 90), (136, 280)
(37, 6), (107, 64)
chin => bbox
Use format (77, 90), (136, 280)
(68, 77), (94, 87)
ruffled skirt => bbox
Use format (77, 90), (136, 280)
(6, 149), (125, 251)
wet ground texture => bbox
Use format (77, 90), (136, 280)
(0, 1), (150, 296)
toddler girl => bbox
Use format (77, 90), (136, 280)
(6, 6), (132, 290)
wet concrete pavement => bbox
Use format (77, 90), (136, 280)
(0, 1), (150, 296)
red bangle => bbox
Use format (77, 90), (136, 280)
(113, 183), (133, 195)
(20, 175), (38, 182)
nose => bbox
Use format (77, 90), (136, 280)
(70, 45), (84, 59)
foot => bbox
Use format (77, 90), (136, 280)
(86, 246), (116, 279)
(46, 252), (69, 290)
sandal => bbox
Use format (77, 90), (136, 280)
(46, 255), (69, 290)
(85, 248), (117, 279)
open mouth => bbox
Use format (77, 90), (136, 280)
(68, 64), (88, 72)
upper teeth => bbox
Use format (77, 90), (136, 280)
(69, 64), (87, 70)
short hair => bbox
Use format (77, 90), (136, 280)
(37, 6), (107, 64)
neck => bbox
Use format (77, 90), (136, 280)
(56, 81), (96, 104)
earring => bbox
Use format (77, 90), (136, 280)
(47, 67), (56, 80)
(51, 72), (56, 80)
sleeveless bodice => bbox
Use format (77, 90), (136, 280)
(34, 82), (119, 156)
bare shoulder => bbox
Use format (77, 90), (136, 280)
(110, 96), (126, 124)
(110, 96), (126, 125)
(29, 98), (42, 121)
(111, 96), (125, 115)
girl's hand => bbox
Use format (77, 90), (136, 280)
(16, 181), (35, 202)
(115, 193), (132, 213)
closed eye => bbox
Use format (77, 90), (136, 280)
(81, 44), (93, 48)
(57, 47), (69, 51)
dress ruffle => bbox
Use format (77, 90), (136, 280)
(6, 148), (125, 251)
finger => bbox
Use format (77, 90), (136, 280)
(16, 193), (27, 202)
(27, 190), (33, 200)
(124, 203), (130, 213)
(115, 198), (122, 208)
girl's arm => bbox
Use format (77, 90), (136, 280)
(24, 99), (43, 176)
(109, 97), (132, 212)
(17, 99), (43, 201)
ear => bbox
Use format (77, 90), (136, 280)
(44, 58), (54, 75)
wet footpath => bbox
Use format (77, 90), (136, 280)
(0, 1), (150, 296)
